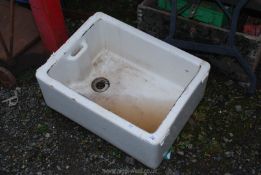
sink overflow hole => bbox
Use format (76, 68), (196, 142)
(91, 77), (110, 93)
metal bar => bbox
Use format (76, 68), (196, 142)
(9, 0), (15, 58)
(215, 0), (231, 20)
(167, 0), (178, 39)
(228, 0), (248, 46)
(232, 47), (256, 94)
(165, 38), (235, 56)
(226, 0), (255, 94)
(0, 31), (10, 59)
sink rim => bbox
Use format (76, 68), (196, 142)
(36, 12), (210, 145)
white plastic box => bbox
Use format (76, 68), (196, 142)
(36, 12), (210, 168)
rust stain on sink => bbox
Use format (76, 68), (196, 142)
(87, 93), (174, 133)
(68, 50), (182, 133)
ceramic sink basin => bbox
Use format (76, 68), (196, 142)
(36, 12), (210, 168)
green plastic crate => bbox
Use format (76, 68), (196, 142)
(158, 0), (228, 27)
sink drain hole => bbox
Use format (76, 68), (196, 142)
(91, 77), (110, 92)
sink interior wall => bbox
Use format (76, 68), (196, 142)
(48, 19), (200, 133)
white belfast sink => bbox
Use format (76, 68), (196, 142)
(36, 12), (210, 168)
